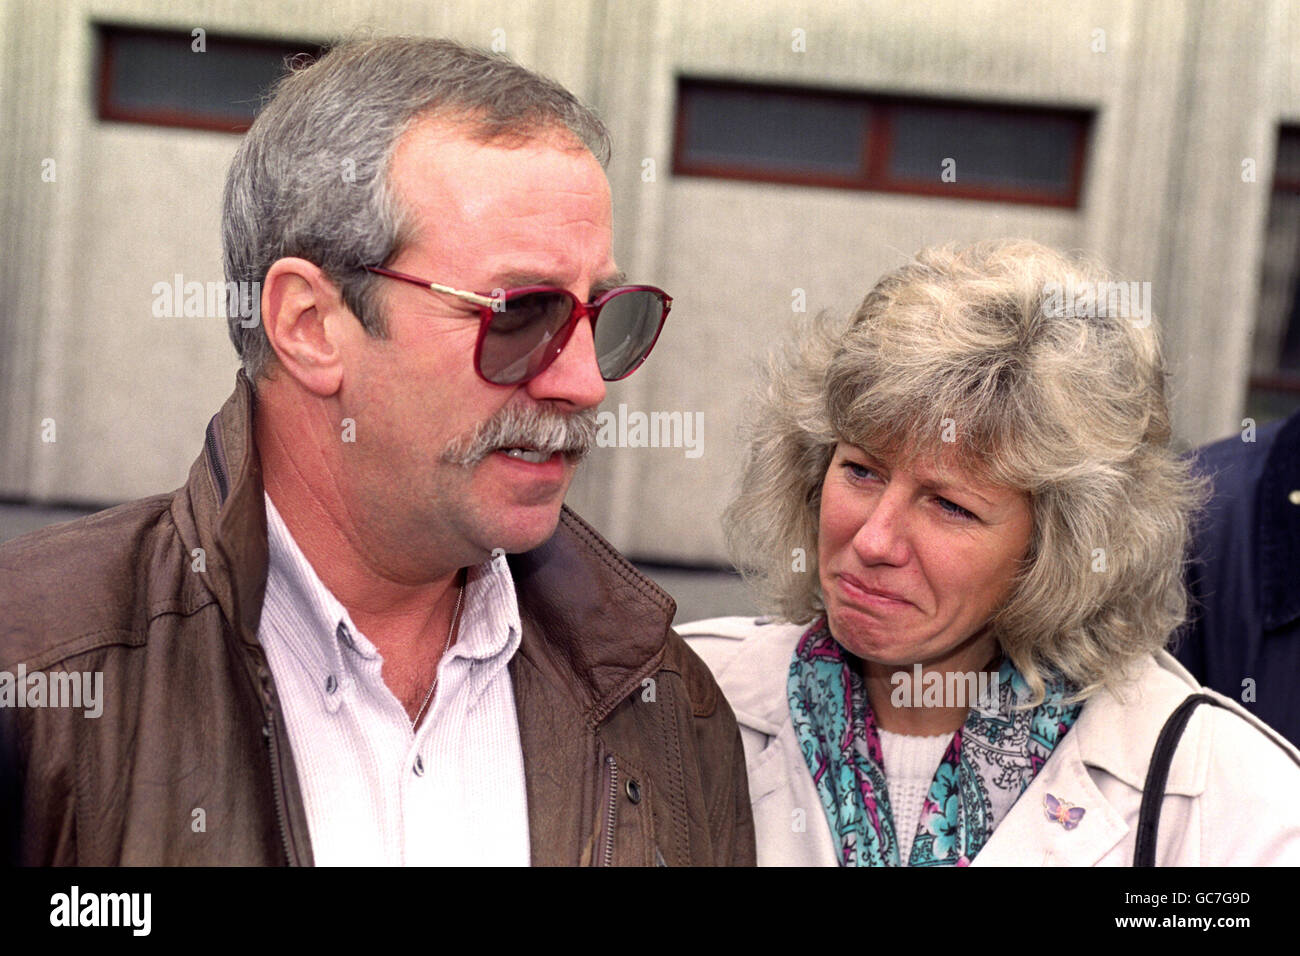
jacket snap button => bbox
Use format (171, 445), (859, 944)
(413, 755), (425, 777)
(625, 779), (641, 804)
(325, 674), (337, 694)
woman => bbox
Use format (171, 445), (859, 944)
(681, 240), (1300, 866)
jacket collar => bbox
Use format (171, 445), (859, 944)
(171, 370), (268, 645)
(1258, 410), (1300, 630)
(508, 507), (677, 722)
(180, 371), (675, 717)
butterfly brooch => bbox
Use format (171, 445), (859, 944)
(1044, 793), (1086, 829)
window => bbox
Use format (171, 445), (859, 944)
(673, 78), (1091, 207)
(1246, 126), (1300, 423)
(96, 24), (321, 133)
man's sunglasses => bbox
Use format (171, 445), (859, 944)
(362, 266), (672, 386)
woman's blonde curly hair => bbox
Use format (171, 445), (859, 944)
(723, 239), (1207, 704)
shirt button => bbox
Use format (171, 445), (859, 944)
(625, 779), (642, 804)
(413, 755), (425, 777)
(336, 621), (356, 651)
(1289, 489), (1300, 506)
(325, 674), (338, 694)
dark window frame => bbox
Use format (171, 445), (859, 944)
(95, 23), (320, 134)
(672, 77), (1093, 208)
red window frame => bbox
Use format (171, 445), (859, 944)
(96, 23), (320, 134)
(672, 77), (1092, 208)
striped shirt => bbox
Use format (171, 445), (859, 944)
(257, 493), (530, 865)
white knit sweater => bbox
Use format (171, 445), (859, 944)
(878, 729), (954, 863)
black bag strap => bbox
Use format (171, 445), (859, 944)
(1134, 694), (1222, 866)
(1134, 692), (1300, 866)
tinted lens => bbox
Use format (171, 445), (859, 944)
(592, 290), (666, 380)
(478, 290), (575, 384)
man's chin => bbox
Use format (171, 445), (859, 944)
(480, 499), (569, 556)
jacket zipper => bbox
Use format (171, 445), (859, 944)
(600, 753), (618, 867)
(260, 672), (298, 866)
(204, 415), (230, 504)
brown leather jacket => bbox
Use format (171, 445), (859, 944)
(0, 374), (755, 866)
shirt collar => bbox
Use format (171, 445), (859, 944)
(262, 493), (357, 694)
(456, 554), (523, 665)
(261, 492), (522, 704)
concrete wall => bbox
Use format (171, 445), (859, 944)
(2, 0), (1298, 568)
(0, 0), (603, 503)
(567, 0), (1300, 563)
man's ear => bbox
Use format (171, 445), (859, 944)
(260, 257), (354, 396)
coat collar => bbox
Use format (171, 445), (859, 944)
(180, 371), (676, 719)
(974, 651), (1206, 866)
(1070, 651), (1209, 794)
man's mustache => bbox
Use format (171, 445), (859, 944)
(441, 403), (599, 467)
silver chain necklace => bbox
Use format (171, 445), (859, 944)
(411, 574), (465, 730)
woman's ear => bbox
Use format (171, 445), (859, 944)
(259, 257), (351, 396)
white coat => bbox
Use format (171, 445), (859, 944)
(679, 616), (1300, 866)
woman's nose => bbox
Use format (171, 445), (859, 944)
(851, 490), (912, 566)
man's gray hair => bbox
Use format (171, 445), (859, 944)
(222, 35), (611, 381)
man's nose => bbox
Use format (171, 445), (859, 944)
(851, 490), (912, 567)
(524, 312), (607, 409)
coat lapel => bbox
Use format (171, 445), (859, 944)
(972, 723), (1128, 865)
(974, 653), (1207, 865)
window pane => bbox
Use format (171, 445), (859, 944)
(100, 27), (317, 131)
(680, 86), (866, 175)
(672, 79), (1091, 206)
(889, 106), (1081, 192)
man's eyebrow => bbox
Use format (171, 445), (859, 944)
(590, 271), (627, 298)
(488, 272), (554, 291)
(488, 270), (628, 300)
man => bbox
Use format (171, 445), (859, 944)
(1175, 408), (1300, 748)
(0, 37), (754, 865)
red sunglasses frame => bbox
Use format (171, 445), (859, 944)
(362, 265), (672, 386)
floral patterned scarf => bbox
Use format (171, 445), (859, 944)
(788, 617), (1081, 866)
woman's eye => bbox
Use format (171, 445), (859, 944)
(937, 497), (976, 520)
(843, 461), (875, 481)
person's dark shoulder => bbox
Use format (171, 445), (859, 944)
(1193, 418), (1284, 487)
(0, 494), (194, 666)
